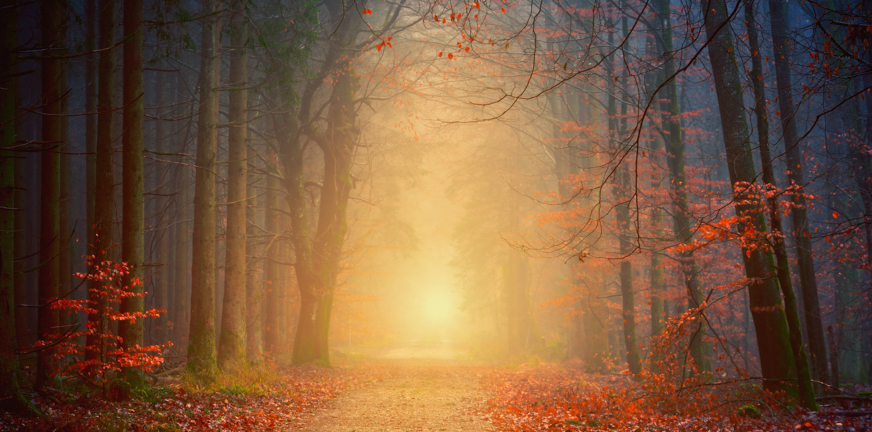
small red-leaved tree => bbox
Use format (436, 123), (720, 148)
(33, 256), (171, 392)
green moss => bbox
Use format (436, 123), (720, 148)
(737, 404), (762, 419)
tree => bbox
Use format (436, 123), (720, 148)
(611, 14), (641, 375)
(245, 107), (262, 365)
(262, 153), (281, 358)
(87, 0), (118, 365)
(118, 0), (146, 392)
(187, 0), (220, 381)
(699, 0), (800, 396)
(36, 0), (65, 389)
(219, 0), (249, 371)
(153, 70), (169, 346)
(745, 0), (817, 409)
(0, 0), (37, 413)
(84, 0), (98, 351)
(767, 0), (830, 388)
(652, 0), (709, 375)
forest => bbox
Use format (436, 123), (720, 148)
(0, 0), (871, 429)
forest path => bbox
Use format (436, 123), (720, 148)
(291, 358), (495, 431)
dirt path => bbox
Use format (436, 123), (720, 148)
(292, 360), (495, 431)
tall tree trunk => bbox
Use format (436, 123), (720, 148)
(287, 2), (365, 365)
(646, 38), (665, 348)
(187, 0), (219, 381)
(85, 0), (97, 264)
(609, 14), (641, 375)
(84, 0), (97, 349)
(0, 0), (36, 413)
(263, 164), (281, 358)
(573, 89), (609, 373)
(827, 325), (839, 389)
(648, 136), (665, 343)
(36, 0), (65, 389)
(58, 56), (71, 331)
(246, 116), (262, 365)
(745, 0), (817, 409)
(218, 5), (248, 371)
(700, 0), (798, 395)
(153, 71), (169, 346)
(767, 0), (829, 390)
(13, 108), (27, 353)
(173, 167), (189, 355)
(118, 0), (146, 391)
(653, 0), (709, 375)
(87, 0), (117, 366)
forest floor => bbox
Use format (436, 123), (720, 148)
(2, 342), (871, 431)
(293, 358), (494, 431)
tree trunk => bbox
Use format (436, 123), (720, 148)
(173, 166), (189, 355)
(745, 0), (817, 409)
(609, 15), (641, 375)
(573, 90), (608, 373)
(85, 0), (97, 276)
(653, 0), (709, 375)
(700, 0), (797, 394)
(84, 0), (97, 356)
(187, 0), (219, 381)
(827, 325), (839, 390)
(13, 109), (27, 353)
(0, 0), (36, 412)
(58, 57), (71, 331)
(263, 164), (281, 358)
(153, 71), (169, 346)
(118, 0), (146, 392)
(648, 135), (665, 358)
(36, 0), (65, 389)
(87, 0), (117, 366)
(767, 0), (829, 390)
(218, 6), (248, 371)
(245, 116), (262, 365)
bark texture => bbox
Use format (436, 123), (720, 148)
(118, 0), (146, 392)
(36, 0), (65, 389)
(700, 0), (797, 393)
(87, 0), (117, 365)
(767, 0), (829, 390)
(187, 0), (219, 381)
(219, 7), (249, 370)
(653, 0), (709, 374)
(0, 0), (36, 412)
(745, 1), (817, 409)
